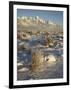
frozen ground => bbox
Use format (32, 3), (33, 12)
(17, 48), (63, 80)
(17, 34), (63, 80)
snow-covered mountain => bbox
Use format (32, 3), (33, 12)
(17, 16), (46, 25)
(17, 16), (63, 32)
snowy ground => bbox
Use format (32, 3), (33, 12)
(17, 34), (63, 80)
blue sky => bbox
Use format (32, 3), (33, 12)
(17, 9), (63, 26)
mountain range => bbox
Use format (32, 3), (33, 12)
(17, 16), (63, 32)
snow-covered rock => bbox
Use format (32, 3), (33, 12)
(17, 62), (23, 66)
(45, 55), (56, 62)
(18, 67), (29, 72)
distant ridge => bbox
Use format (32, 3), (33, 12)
(17, 16), (63, 32)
